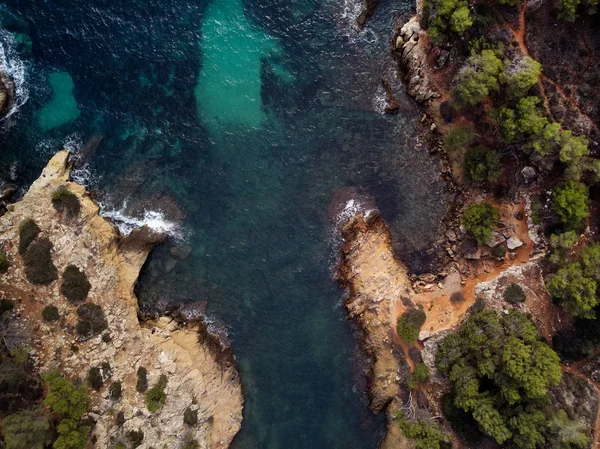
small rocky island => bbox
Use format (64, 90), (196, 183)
(0, 151), (243, 449)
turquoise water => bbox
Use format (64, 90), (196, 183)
(0, 1), (446, 448)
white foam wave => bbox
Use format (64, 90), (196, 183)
(335, 199), (375, 226)
(70, 163), (102, 187)
(98, 201), (182, 239)
(0, 29), (28, 120)
(372, 84), (387, 115)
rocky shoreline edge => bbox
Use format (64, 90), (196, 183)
(0, 150), (243, 449)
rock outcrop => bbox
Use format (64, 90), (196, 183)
(0, 151), (243, 449)
(0, 71), (14, 118)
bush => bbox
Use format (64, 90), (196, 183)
(413, 363), (430, 382)
(463, 203), (499, 245)
(109, 381), (122, 400)
(41, 305), (59, 322)
(444, 125), (474, 153)
(553, 181), (589, 230)
(182, 439), (200, 449)
(87, 367), (103, 390)
(491, 244), (507, 259)
(18, 219), (40, 255)
(116, 411), (125, 426)
(127, 430), (144, 448)
(464, 147), (502, 184)
(396, 413), (450, 449)
(548, 262), (597, 318)
(43, 371), (90, 420)
(102, 332), (111, 343)
(136, 367), (148, 393)
(145, 374), (168, 412)
(397, 308), (427, 344)
(500, 56), (542, 100)
(0, 251), (10, 273)
(504, 283), (526, 303)
(22, 238), (58, 285)
(52, 185), (81, 219)
(2, 407), (52, 449)
(184, 406), (198, 426)
(549, 231), (578, 265)
(0, 298), (14, 316)
(60, 265), (91, 303)
(76, 303), (107, 337)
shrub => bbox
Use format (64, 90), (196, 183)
(76, 303), (107, 337)
(52, 185), (81, 219)
(491, 244), (507, 259)
(444, 125), (474, 153)
(102, 332), (111, 343)
(2, 407), (52, 449)
(136, 367), (148, 393)
(182, 439), (200, 449)
(114, 443), (126, 449)
(463, 203), (499, 245)
(396, 412), (450, 449)
(413, 363), (430, 383)
(109, 381), (122, 400)
(145, 374), (168, 412)
(0, 250), (10, 273)
(397, 308), (427, 344)
(127, 430), (144, 448)
(18, 219), (40, 255)
(548, 262), (597, 318)
(553, 181), (589, 230)
(504, 283), (526, 303)
(549, 231), (578, 265)
(184, 406), (198, 426)
(0, 298), (14, 316)
(22, 238), (58, 285)
(41, 305), (59, 322)
(464, 146), (502, 184)
(60, 265), (91, 303)
(87, 367), (103, 390)
(116, 411), (125, 426)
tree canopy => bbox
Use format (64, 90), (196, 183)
(436, 309), (576, 448)
(462, 203), (499, 245)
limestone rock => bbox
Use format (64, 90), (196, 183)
(507, 236), (524, 250)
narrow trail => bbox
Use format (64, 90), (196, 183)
(511, 1), (599, 134)
(562, 362), (600, 447)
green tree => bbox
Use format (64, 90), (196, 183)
(549, 231), (578, 265)
(547, 262), (597, 318)
(53, 418), (89, 449)
(463, 146), (503, 184)
(501, 56), (542, 100)
(43, 372), (90, 420)
(553, 181), (589, 230)
(454, 50), (504, 105)
(462, 203), (499, 245)
(436, 309), (567, 448)
(145, 374), (168, 412)
(450, 5), (472, 33)
(2, 408), (52, 449)
(444, 125), (474, 153)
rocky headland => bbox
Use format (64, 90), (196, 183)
(0, 151), (243, 449)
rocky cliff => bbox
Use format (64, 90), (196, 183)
(0, 151), (243, 449)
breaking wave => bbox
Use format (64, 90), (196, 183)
(0, 29), (28, 120)
(98, 201), (182, 239)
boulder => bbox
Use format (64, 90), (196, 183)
(507, 236), (523, 250)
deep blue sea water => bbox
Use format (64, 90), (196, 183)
(0, 1), (447, 448)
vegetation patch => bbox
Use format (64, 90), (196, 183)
(41, 305), (60, 322)
(0, 298), (14, 316)
(503, 283), (526, 304)
(443, 125), (474, 153)
(51, 185), (81, 219)
(184, 406), (198, 426)
(18, 218), (41, 255)
(109, 381), (122, 401)
(553, 181), (589, 231)
(462, 203), (498, 245)
(395, 412), (450, 449)
(22, 237), (58, 285)
(1, 407), (53, 449)
(76, 303), (107, 337)
(397, 308), (427, 344)
(0, 250), (10, 273)
(145, 374), (168, 412)
(463, 146), (502, 184)
(127, 430), (144, 448)
(60, 264), (91, 303)
(436, 309), (586, 449)
(136, 366), (148, 393)
(87, 367), (103, 390)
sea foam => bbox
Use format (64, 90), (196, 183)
(99, 201), (182, 239)
(0, 29), (28, 121)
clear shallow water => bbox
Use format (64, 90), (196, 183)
(0, 1), (446, 448)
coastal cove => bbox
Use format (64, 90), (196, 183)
(0, 1), (448, 449)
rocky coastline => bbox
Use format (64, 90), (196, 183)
(0, 151), (243, 449)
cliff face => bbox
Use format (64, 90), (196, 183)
(0, 151), (243, 449)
